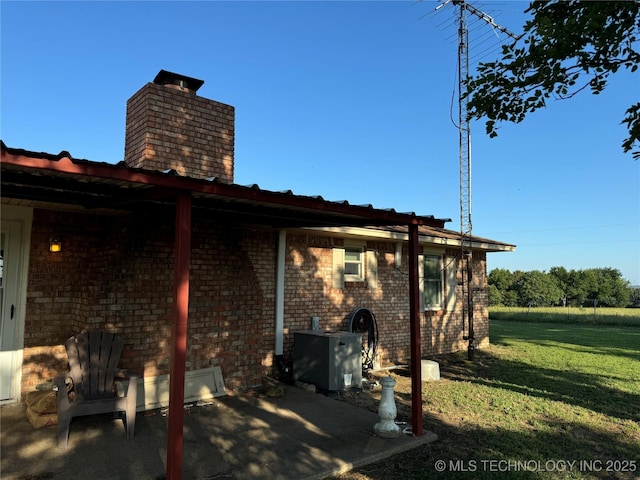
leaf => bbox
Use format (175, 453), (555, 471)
(465, 0), (640, 158)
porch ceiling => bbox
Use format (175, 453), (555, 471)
(1, 144), (448, 229)
(2, 142), (440, 478)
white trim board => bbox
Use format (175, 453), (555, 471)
(123, 367), (226, 412)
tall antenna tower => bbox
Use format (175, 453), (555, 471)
(435, 0), (518, 360)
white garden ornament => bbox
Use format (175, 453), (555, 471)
(373, 376), (402, 438)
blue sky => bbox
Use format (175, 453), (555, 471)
(2, 1), (639, 285)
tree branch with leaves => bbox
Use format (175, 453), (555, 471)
(466, 0), (640, 159)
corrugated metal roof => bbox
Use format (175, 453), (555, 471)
(1, 143), (450, 229)
(369, 225), (516, 251)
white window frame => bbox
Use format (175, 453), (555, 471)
(419, 252), (457, 312)
(343, 244), (365, 282)
(418, 252), (445, 311)
(332, 243), (378, 289)
(423, 253), (444, 310)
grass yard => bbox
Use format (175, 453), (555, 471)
(489, 306), (640, 327)
(332, 319), (640, 480)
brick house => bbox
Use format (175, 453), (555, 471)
(1, 71), (514, 412)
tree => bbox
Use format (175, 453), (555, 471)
(488, 268), (519, 306)
(466, 1), (640, 159)
(489, 267), (634, 307)
(514, 270), (563, 306)
(488, 284), (503, 306)
(588, 268), (631, 307)
(549, 266), (570, 305)
(575, 268), (599, 306)
(488, 268), (515, 291)
(630, 286), (640, 307)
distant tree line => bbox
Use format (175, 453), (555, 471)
(488, 267), (636, 308)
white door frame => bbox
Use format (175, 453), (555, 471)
(1, 204), (32, 404)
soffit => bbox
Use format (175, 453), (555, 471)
(296, 225), (516, 252)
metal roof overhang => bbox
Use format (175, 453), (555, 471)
(1, 145), (448, 229)
(1, 143), (439, 479)
(300, 226), (516, 252)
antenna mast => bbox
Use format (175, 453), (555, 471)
(446, 0), (518, 360)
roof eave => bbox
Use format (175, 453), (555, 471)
(300, 226), (516, 252)
(1, 144), (448, 228)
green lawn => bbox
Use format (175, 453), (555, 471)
(421, 320), (640, 479)
(335, 318), (640, 480)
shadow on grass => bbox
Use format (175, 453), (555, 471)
(338, 404), (639, 480)
(334, 321), (640, 479)
(337, 353), (639, 480)
(428, 347), (640, 422)
(492, 322), (640, 363)
(472, 357), (638, 422)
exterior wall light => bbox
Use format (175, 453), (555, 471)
(49, 236), (62, 253)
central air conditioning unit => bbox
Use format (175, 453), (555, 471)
(293, 330), (362, 391)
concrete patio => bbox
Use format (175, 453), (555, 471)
(1, 383), (436, 480)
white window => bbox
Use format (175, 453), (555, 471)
(344, 246), (364, 281)
(332, 245), (378, 289)
(419, 253), (456, 311)
(423, 254), (443, 309)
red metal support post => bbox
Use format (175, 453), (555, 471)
(408, 223), (423, 436)
(166, 192), (192, 480)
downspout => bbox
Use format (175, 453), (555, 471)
(166, 192), (192, 480)
(408, 224), (424, 436)
(275, 230), (286, 356)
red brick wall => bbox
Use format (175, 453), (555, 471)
(188, 220), (276, 387)
(124, 82), (235, 182)
(424, 249), (489, 355)
(282, 234), (489, 367)
(21, 210), (488, 398)
(21, 208), (275, 397)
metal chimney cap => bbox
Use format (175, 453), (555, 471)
(153, 70), (204, 92)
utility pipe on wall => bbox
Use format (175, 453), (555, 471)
(275, 230), (286, 356)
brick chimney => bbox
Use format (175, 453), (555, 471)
(124, 70), (234, 182)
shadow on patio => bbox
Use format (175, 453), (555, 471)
(1, 384), (436, 480)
